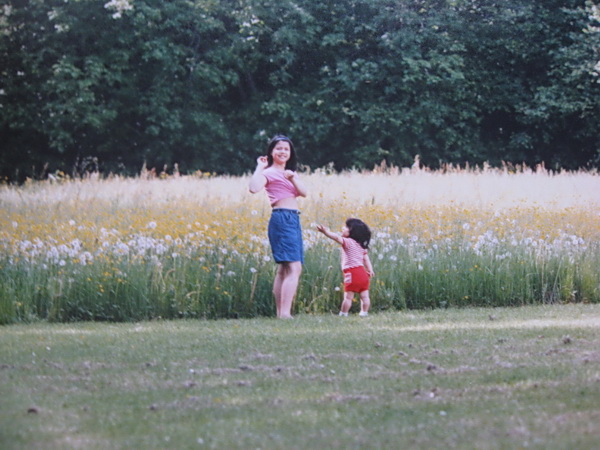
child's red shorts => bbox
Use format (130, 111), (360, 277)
(343, 266), (370, 293)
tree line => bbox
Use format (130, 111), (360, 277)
(1, 0), (599, 180)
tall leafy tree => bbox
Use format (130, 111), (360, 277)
(521, 1), (600, 168)
(1, 0), (599, 179)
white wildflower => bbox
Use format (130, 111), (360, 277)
(114, 242), (129, 255)
(80, 252), (93, 265)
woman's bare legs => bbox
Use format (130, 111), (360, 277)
(273, 261), (302, 318)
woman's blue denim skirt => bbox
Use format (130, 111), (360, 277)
(268, 209), (304, 264)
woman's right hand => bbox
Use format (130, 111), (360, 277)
(256, 155), (268, 169)
(249, 156), (269, 193)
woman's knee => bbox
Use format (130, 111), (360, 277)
(287, 262), (302, 277)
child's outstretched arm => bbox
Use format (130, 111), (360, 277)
(316, 224), (344, 245)
(364, 253), (375, 277)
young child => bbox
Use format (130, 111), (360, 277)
(316, 218), (374, 317)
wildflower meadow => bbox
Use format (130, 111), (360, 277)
(1, 166), (599, 324)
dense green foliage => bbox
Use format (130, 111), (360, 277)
(1, 0), (599, 179)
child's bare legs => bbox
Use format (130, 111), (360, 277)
(273, 261), (302, 318)
(359, 290), (370, 316)
(340, 291), (354, 315)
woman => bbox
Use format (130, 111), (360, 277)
(249, 135), (307, 318)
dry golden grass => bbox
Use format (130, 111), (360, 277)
(3, 168), (598, 255)
(2, 167), (598, 210)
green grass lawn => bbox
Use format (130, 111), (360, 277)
(1, 305), (599, 449)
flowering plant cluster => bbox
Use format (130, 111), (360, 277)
(1, 174), (598, 323)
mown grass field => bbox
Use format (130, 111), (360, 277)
(1, 167), (599, 322)
(1, 305), (599, 449)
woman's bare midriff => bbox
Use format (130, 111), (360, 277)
(272, 197), (300, 210)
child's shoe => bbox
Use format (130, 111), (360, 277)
(359, 311), (368, 317)
(339, 312), (348, 317)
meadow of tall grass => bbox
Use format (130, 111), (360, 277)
(1, 165), (599, 323)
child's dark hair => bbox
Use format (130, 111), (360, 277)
(346, 218), (371, 249)
(267, 135), (297, 171)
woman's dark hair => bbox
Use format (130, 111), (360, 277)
(346, 218), (371, 249)
(267, 135), (297, 171)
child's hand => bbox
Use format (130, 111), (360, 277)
(317, 224), (344, 244)
(283, 170), (295, 180)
